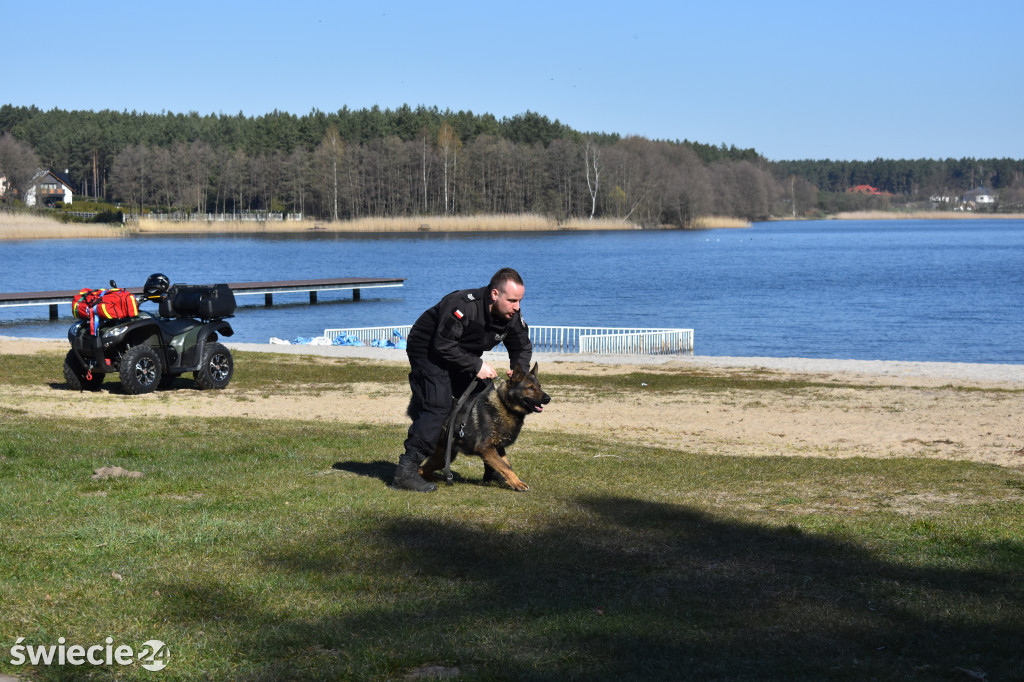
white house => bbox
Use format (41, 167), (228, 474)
(24, 170), (74, 207)
(962, 187), (996, 206)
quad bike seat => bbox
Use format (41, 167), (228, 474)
(158, 317), (203, 340)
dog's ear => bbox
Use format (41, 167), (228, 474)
(510, 364), (526, 382)
(530, 363), (539, 376)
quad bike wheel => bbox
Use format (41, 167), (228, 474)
(120, 345), (162, 395)
(63, 350), (105, 391)
(195, 342), (233, 390)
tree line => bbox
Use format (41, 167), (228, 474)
(1, 104), (1023, 224)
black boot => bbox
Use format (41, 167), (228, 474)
(393, 452), (437, 492)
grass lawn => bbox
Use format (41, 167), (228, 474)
(1, 354), (1022, 680)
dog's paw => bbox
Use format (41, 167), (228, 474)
(510, 480), (530, 492)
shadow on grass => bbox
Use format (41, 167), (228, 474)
(158, 496), (1023, 681)
(51, 376), (201, 393)
(331, 459), (395, 482)
(332, 460), (478, 487)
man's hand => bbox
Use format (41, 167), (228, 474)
(476, 362), (498, 380)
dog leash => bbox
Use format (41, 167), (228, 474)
(443, 377), (491, 485)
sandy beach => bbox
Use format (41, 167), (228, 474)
(3, 336), (1022, 470)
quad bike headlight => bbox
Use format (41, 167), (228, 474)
(101, 324), (130, 347)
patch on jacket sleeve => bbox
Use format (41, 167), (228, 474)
(453, 309), (464, 320)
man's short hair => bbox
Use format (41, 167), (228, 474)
(489, 268), (524, 293)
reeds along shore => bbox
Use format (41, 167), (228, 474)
(0, 212), (130, 239)
(132, 214), (634, 234)
(0, 212), (752, 239)
(6, 210), (1020, 240)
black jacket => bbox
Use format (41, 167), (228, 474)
(407, 285), (533, 376)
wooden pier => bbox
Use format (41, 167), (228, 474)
(0, 276), (405, 319)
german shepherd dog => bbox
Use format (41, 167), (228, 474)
(420, 363), (550, 491)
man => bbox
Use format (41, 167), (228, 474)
(394, 267), (533, 492)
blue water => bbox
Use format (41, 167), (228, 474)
(1, 219), (1022, 364)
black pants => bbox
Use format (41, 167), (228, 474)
(403, 355), (474, 463)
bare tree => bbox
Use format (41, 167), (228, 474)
(110, 144), (149, 213)
(584, 139), (601, 219)
(419, 128), (431, 214)
(250, 151), (287, 214)
(314, 128), (344, 221)
(145, 146), (173, 211)
(545, 139), (579, 219)
(604, 138), (660, 225)
(222, 149), (249, 215)
(437, 122), (462, 214)
(0, 133), (41, 202)
(284, 148), (310, 215)
(177, 141), (213, 214)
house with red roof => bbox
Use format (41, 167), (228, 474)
(846, 184), (890, 196)
(24, 170), (74, 207)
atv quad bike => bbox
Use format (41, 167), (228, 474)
(64, 273), (236, 394)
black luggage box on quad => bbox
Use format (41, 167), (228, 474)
(160, 283), (236, 319)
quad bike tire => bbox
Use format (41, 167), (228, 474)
(63, 350), (105, 391)
(120, 345), (162, 395)
(195, 342), (233, 390)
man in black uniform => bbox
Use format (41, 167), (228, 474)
(394, 267), (533, 492)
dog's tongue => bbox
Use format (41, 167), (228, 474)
(533, 404), (544, 412)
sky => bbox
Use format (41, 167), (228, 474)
(6, 0), (1022, 161)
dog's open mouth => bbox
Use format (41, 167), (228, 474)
(527, 398), (549, 413)
(523, 393), (551, 413)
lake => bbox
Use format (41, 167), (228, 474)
(1, 219), (1022, 364)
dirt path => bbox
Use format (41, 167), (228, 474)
(3, 337), (1022, 469)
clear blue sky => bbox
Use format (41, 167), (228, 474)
(7, 0), (1022, 161)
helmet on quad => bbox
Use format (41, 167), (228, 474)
(143, 273), (170, 299)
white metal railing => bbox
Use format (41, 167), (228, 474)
(579, 330), (693, 355)
(322, 324), (693, 354)
(144, 212), (304, 222)
(504, 326), (692, 354)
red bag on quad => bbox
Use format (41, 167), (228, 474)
(71, 288), (102, 320)
(71, 288), (140, 323)
(95, 289), (139, 321)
